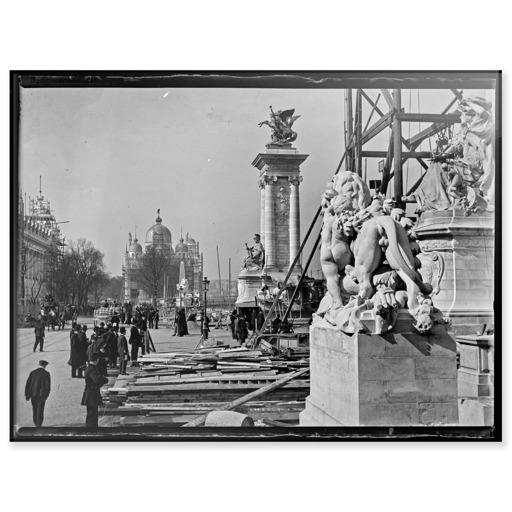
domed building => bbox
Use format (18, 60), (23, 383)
(122, 210), (203, 304)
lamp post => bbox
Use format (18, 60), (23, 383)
(202, 276), (210, 340)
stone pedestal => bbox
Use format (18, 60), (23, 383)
(415, 209), (494, 335)
(235, 270), (262, 308)
(457, 334), (494, 397)
(300, 314), (459, 426)
(456, 334), (494, 426)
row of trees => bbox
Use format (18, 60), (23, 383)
(50, 240), (179, 310)
(29, 238), (122, 313)
(20, 236), (182, 313)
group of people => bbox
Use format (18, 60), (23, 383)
(118, 304), (160, 329)
(227, 309), (293, 346)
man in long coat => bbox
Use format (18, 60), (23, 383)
(81, 354), (109, 428)
(25, 360), (51, 427)
(117, 326), (129, 375)
(70, 324), (85, 378)
(78, 325), (89, 367)
(128, 325), (141, 366)
(236, 315), (248, 346)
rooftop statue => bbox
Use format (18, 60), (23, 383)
(317, 172), (441, 335)
(258, 106), (300, 147)
(241, 234), (265, 271)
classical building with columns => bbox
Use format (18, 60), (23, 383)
(17, 191), (64, 316)
(236, 144), (308, 307)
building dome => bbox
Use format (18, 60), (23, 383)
(129, 236), (143, 253)
(145, 209), (172, 246)
(175, 236), (189, 253)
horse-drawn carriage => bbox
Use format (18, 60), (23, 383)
(93, 306), (114, 327)
(37, 297), (77, 331)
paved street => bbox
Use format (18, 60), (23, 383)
(14, 318), (236, 429)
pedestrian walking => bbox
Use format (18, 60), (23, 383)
(236, 314), (248, 346)
(33, 319), (46, 352)
(69, 324), (86, 378)
(148, 309), (154, 329)
(117, 326), (129, 375)
(81, 354), (108, 428)
(25, 360), (51, 427)
(154, 310), (159, 329)
(128, 325), (141, 366)
(229, 309), (237, 339)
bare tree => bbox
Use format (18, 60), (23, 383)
(135, 246), (175, 307)
(90, 270), (111, 308)
(26, 273), (47, 310)
(65, 238), (107, 312)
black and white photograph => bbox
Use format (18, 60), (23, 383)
(10, 71), (500, 440)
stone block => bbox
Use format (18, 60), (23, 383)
(359, 403), (420, 426)
(301, 318), (459, 426)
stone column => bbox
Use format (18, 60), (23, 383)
(258, 179), (266, 248)
(264, 176), (276, 268)
(289, 176), (302, 268)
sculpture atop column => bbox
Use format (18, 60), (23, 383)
(241, 234), (265, 271)
(258, 106), (301, 147)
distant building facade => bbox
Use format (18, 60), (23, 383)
(122, 211), (203, 304)
(17, 192), (64, 315)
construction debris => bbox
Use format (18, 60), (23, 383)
(102, 345), (310, 427)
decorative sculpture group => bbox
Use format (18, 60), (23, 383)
(403, 95), (495, 213)
(258, 106), (301, 147)
(318, 171), (443, 335)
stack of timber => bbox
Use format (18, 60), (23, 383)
(102, 346), (310, 426)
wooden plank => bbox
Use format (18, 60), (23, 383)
(396, 112), (460, 123)
(361, 151), (431, 159)
(380, 88), (394, 109)
(358, 110), (393, 146)
(182, 368), (310, 427)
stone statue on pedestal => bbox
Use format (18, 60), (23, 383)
(258, 106), (300, 147)
(317, 171), (441, 336)
(241, 234), (265, 271)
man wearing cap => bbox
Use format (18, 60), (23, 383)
(33, 319), (46, 352)
(25, 360), (51, 427)
(81, 353), (109, 428)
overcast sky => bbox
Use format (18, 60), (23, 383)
(19, 86), (472, 280)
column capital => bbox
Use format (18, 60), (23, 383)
(288, 176), (303, 186)
(263, 175), (278, 185)
(258, 179), (266, 189)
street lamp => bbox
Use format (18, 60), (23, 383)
(202, 277), (210, 340)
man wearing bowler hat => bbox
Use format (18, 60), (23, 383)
(25, 360), (51, 427)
